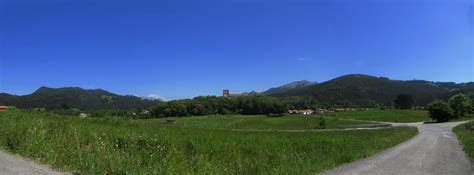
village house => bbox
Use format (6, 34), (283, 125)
(300, 109), (315, 115)
(223, 89), (244, 98)
(289, 108), (363, 115)
(315, 108), (327, 114)
(0, 105), (8, 112)
(345, 108), (358, 112)
(288, 110), (299, 114)
(79, 112), (89, 118)
(288, 109), (315, 115)
(141, 110), (150, 115)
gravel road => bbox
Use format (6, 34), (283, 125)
(324, 121), (472, 175)
(0, 149), (69, 175)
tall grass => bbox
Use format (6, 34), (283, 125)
(0, 110), (417, 174)
(149, 115), (376, 130)
(325, 109), (431, 123)
(453, 122), (474, 163)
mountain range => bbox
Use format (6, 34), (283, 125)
(0, 87), (161, 110)
(263, 74), (474, 107)
(0, 74), (473, 110)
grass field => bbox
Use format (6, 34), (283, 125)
(453, 122), (474, 164)
(452, 114), (474, 122)
(150, 115), (377, 130)
(324, 109), (431, 123)
(0, 110), (418, 174)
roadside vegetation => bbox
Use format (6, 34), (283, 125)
(427, 93), (472, 122)
(453, 121), (474, 163)
(0, 110), (417, 174)
(348, 93), (472, 123)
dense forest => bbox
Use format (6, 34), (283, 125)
(151, 95), (288, 117)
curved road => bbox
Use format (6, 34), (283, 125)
(325, 121), (472, 175)
(0, 149), (69, 175)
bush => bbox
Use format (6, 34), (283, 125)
(318, 117), (326, 129)
(472, 104), (474, 114)
(32, 108), (46, 112)
(427, 100), (453, 122)
(448, 93), (472, 118)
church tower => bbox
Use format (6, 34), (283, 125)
(223, 89), (230, 97)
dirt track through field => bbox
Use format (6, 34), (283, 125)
(0, 149), (69, 175)
(324, 121), (472, 175)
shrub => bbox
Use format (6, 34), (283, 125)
(427, 100), (453, 122)
(472, 104), (474, 114)
(319, 117), (326, 129)
(32, 108), (46, 112)
(448, 93), (472, 118)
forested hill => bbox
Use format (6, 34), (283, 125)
(267, 74), (474, 107)
(0, 87), (161, 110)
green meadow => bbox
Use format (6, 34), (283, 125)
(0, 110), (417, 174)
(148, 115), (377, 130)
(324, 109), (431, 123)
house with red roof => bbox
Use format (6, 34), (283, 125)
(0, 105), (8, 112)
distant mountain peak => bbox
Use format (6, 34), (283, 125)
(4, 86), (160, 110)
(333, 74), (378, 80)
(33, 86), (54, 94)
(38, 86), (50, 89)
(263, 80), (317, 95)
(141, 95), (167, 102)
(280, 80), (317, 89)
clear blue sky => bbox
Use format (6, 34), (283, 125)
(1, 0), (473, 99)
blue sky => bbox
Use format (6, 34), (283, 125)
(1, 0), (473, 99)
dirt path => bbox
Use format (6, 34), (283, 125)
(0, 149), (69, 175)
(324, 121), (472, 175)
(226, 127), (393, 132)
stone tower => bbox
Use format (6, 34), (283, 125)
(223, 89), (230, 97)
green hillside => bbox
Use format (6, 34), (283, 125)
(269, 74), (474, 107)
(0, 87), (160, 110)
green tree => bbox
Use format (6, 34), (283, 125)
(448, 93), (472, 118)
(319, 117), (326, 129)
(472, 103), (474, 114)
(190, 103), (207, 116)
(427, 100), (453, 122)
(167, 101), (188, 116)
(61, 103), (70, 110)
(272, 100), (288, 115)
(394, 94), (414, 109)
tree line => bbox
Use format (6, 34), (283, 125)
(150, 94), (393, 118)
(151, 93), (473, 118)
(393, 93), (473, 122)
(151, 94), (288, 117)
